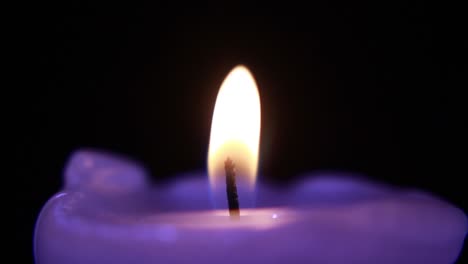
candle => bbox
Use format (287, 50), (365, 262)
(35, 66), (467, 264)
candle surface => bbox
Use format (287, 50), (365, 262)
(35, 150), (467, 264)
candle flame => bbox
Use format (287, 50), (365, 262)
(208, 65), (261, 189)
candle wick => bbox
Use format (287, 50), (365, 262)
(225, 157), (240, 219)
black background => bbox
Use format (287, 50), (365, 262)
(15, 1), (466, 263)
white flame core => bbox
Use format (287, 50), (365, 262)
(208, 65), (261, 188)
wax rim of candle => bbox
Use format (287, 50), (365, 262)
(34, 150), (468, 264)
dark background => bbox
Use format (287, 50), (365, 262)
(15, 1), (466, 263)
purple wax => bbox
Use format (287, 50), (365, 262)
(35, 150), (467, 264)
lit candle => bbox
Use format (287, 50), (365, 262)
(35, 66), (467, 264)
